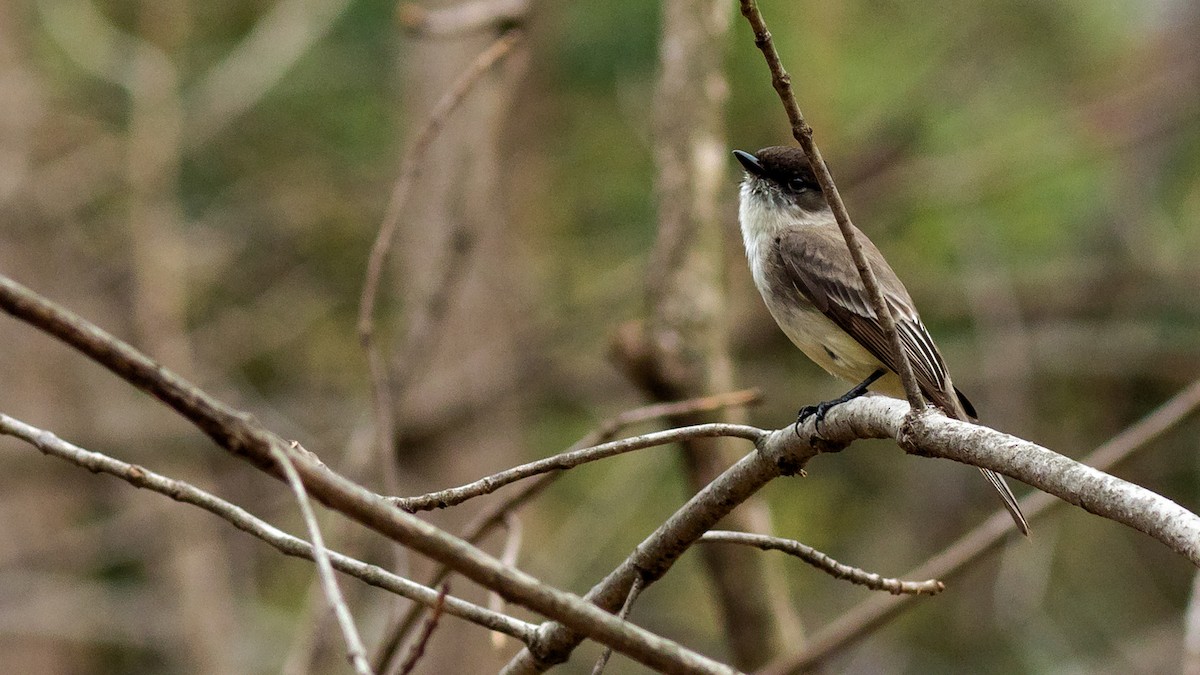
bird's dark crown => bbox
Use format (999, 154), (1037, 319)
(752, 146), (820, 189)
(734, 145), (826, 210)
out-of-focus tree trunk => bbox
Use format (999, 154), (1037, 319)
(613, 0), (805, 668)
(387, 10), (530, 673)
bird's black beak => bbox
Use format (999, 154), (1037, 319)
(733, 150), (765, 177)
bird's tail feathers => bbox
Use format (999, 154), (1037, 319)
(979, 468), (1030, 536)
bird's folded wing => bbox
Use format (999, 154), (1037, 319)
(775, 228), (957, 412)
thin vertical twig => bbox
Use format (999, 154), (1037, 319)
(275, 442), (373, 675)
(737, 0), (924, 413)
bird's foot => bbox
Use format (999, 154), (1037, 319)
(792, 369), (887, 437)
(793, 400), (839, 436)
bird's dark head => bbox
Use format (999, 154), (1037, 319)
(733, 146), (828, 215)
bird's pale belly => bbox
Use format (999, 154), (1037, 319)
(762, 296), (905, 396)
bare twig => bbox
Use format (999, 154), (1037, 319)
(0, 411), (536, 643)
(397, 584), (449, 675)
(357, 28), (524, 493)
(762, 377), (1200, 674)
(391, 423), (762, 512)
(373, 390), (760, 671)
(398, 0), (528, 37)
(274, 441), (373, 675)
(591, 575), (646, 675)
(0, 274), (737, 675)
(737, 0), (923, 411)
(699, 531), (943, 596)
(489, 513), (524, 649)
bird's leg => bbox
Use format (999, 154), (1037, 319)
(794, 369), (886, 436)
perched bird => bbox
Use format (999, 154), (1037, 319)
(734, 145), (1029, 535)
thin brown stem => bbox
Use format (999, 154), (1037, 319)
(391, 423), (763, 512)
(396, 584), (449, 675)
(699, 531), (944, 596)
(488, 513), (524, 649)
(591, 575), (646, 675)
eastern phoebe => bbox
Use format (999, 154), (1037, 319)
(734, 145), (1029, 535)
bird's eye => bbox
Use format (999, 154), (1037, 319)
(788, 178), (811, 193)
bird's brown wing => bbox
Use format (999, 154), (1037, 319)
(774, 227), (958, 413)
(775, 228), (1029, 535)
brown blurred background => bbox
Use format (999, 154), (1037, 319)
(1, 0), (1200, 673)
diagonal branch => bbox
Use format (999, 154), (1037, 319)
(272, 441), (373, 675)
(357, 28), (524, 494)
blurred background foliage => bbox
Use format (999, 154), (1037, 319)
(1, 0), (1199, 673)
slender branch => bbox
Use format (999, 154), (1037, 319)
(765, 377), (1200, 674)
(0, 411), (536, 643)
(391, 423), (763, 512)
(699, 531), (943, 596)
(737, 0), (924, 411)
(397, 584), (449, 675)
(373, 389), (760, 672)
(273, 442), (373, 675)
(357, 28), (524, 494)
(592, 575), (646, 675)
(488, 513), (524, 648)
(0, 274), (737, 675)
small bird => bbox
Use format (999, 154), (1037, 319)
(734, 145), (1029, 535)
